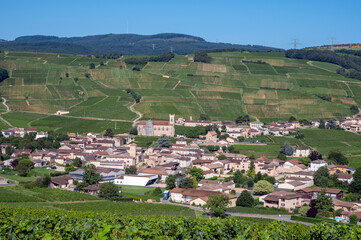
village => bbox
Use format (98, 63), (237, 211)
(1, 113), (361, 224)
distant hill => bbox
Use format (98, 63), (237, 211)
(0, 33), (283, 55)
(306, 43), (361, 50)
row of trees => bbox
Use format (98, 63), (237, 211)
(194, 51), (211, 63)
(0, 68), (9, 82)
(0, 131), (69, 158)
(285, 49), (361, 81)
(124, 52), (175, 65)
(93, 53), (123, 59)
(125, 88), (141, 103)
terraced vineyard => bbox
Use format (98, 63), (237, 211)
(0, 50), (360, 132)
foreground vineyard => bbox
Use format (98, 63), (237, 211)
(1, 207), (361, 239)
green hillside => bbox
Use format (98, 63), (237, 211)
(0, 50), (359, 133)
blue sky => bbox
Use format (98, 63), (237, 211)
(2, 0), (360, 49)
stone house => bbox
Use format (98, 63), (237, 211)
(263, 191), (302, 212)
(293, 146), (310, 157)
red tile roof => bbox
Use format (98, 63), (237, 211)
(288, 159), (300, 165)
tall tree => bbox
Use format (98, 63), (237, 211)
(158, 135), (172, 148)
(280, 142), (293, 156)
(200, 114), (210, 120)
(288, 116), (297, 122)
(315, 190), (333, 213)
(72, 157), (83, 167)
(98, 182), (120, 199)
(192, 176), (198, 188)
(89, 63), (95, 69)
(328, 149), (348, 165)
(308, 150), (322, 161)
(104, 128), (114, 137)
(235, 115), (250, 125)
(349, 167), (361, 194)
(253, 180), (274, 195)
(165, 175), (177, 190)
(189, 168), (203, 182)
(125, 165), (137, 175)
(247, 161), (255, 178)
(314, 166), (330, 187)
(204, 194), (230, 218)
(180, 177), (193, 189)
(16, 159), (34, 176)
(233, 170), (245, 185)
(236, 190), (255, 207)
(83, 164), (103, 185)
(247, 177), (254, 188)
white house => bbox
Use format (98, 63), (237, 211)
(56, 110), (70, 115)
(35, 131), (48, 140)
(293, 146), (310, 157)
(278, 177), (313, 191)
(309, 160), (327, 172)
(114, 174), (158, 186)
(250, 121), (263, 129)
(337, 174), (353, 184)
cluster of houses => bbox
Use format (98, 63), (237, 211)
(27, 132), (357, 220)
(1, 128), (48, 139)
(310, 116), (361, 133)
(136, 114), (305, 140)
(2, 114), (361, 222)
(176, 116), (302, 139)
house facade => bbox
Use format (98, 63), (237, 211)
(263, 191), (302, 212)
(137, 115), (175, 137)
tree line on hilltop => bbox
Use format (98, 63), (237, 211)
(285, 49), (361, 81)
(124, 51), (175, 65)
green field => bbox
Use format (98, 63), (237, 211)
(0, 167), (60, 182)
(231, 128), (361, 168)
(227, 206), (292, 215)
(0, 186), (99, 202)
(0, 195), (196, 217)
(0, 50), (360, 131)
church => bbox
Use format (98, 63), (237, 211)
(137, 114), (175, 137)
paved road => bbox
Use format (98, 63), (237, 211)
(161, 200), (312, 225)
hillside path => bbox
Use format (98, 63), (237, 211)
(52, 114), (132, 122)
(0, 97), (14, 127)
(2, 97), (10, 113)
(128, 100), (143, 127)
(353, 108), (361, 118)
(172, 80), (181, 90)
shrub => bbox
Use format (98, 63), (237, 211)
(236, 190), (255, 207)
(350, 214), (358, 225)
(253, 180), (274, 195)
(307, 207), (318, 218)
(299, 205), (311, 217)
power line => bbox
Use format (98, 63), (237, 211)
(329, 37), (336, 51)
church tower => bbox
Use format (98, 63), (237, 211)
(169, 114), (175, 125)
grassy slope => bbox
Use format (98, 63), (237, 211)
(1, 51), (360, 126)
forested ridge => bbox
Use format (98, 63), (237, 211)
(0, 33), (283, 55)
